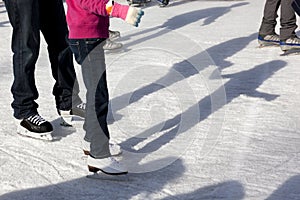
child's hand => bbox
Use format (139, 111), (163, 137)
(123, 7), (144, 27)
(107, 2), (144, 27)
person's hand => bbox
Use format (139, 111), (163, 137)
(107, 1), (144, 27)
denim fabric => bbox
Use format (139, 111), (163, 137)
(69, 38), (110, 158)
(4, 0), (81, 119)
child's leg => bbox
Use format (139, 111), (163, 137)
(69, 38), (111, 158)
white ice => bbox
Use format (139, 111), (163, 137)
(0, 0), (300, 199)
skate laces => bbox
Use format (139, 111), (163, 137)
(104, 39), (122, 50)
(260, 34), (279, 42)
(285, 37), (300, 44)
(76, 102), (86, 110)
(27, 114), (47, 126)
(109, 30), (120, 40)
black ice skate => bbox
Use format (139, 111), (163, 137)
(16, 114), (53, 141)
(127, 0), (151, 7)
(157, 0), (169, 7)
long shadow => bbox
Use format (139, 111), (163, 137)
(120, 2), (248, 48)
(0, 157), (244, 200)
(206, 33), (257, 70)
(108, 33), (257, 122)
(161, 180), (244, 200)
(165, 2), (248, 28)
(0, 159), (186, 200)
(121, 60), (286, 153)
(266, 175), (300, 200)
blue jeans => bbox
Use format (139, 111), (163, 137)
(4, 0), (81, 119)
(69, 38), (110, 158)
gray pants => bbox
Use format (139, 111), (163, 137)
(259, 0), (297, 41)
(69, 38), (110, 158)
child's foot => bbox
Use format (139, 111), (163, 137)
(87, 155), (128, 175)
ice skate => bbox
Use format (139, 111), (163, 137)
(258, 34), (280, 48)
(59, 102), (85, 127)
(16, 114), (53, 141)
(87, 155), (128, 176)
(82, 140), (122, 156)
(109, 30), (121, 41)
(103, 39), (123, 51)
(280, 37), (300, 55)
(127, 0), (151, 7)
(157, 0), (169, 7)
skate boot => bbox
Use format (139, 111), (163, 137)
(157, 0), (169, 7)
(127, 0), (150, 7)
(258, 34), (280, 47)
(103, 39), (123, 51)
(82, 140), (122, 156)
(87, 155), (128, 175)
(16, 114), (53, 141)
(109, 30), (121, 41)
(58, 102), (86, 126)
(280, 36), (300, 51)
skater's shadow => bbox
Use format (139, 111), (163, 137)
(266, 175), (300, 200)
(165, 2), (248, 27)
(120, 2), (248, 48)
(0, 157), (245, 200)
(206, 33), (257, 70)
(120, 60), (286, 154)
(108, 33), (257, 123)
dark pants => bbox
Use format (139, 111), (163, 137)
(259, 0), (297, 41)
(69, 38), (110, 158)
(4, 0), (81, 119)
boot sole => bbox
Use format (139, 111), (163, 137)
(88, 165), (128, 175)
(17, 125), (53, 141)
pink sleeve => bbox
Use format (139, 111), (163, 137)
(74, 0), (109, 16)
(110, 2), (129, 20)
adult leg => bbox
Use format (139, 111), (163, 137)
(259, 0), (281, 36)
(39, 0), (81, 111)
(4, 0), (40, 119)
(280, 0), (297, 40)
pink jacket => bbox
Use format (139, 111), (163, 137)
(66, 0), (110, 39)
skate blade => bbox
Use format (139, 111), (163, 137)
(128, 0), (150, 7)
(86, 172), (129, 181)
(104, 48), (124, 54)
(60, 116), (84, 128)
(257, 43), (279, 48)
(280, 49), (300, 56)
(17, 130), (53, 141)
